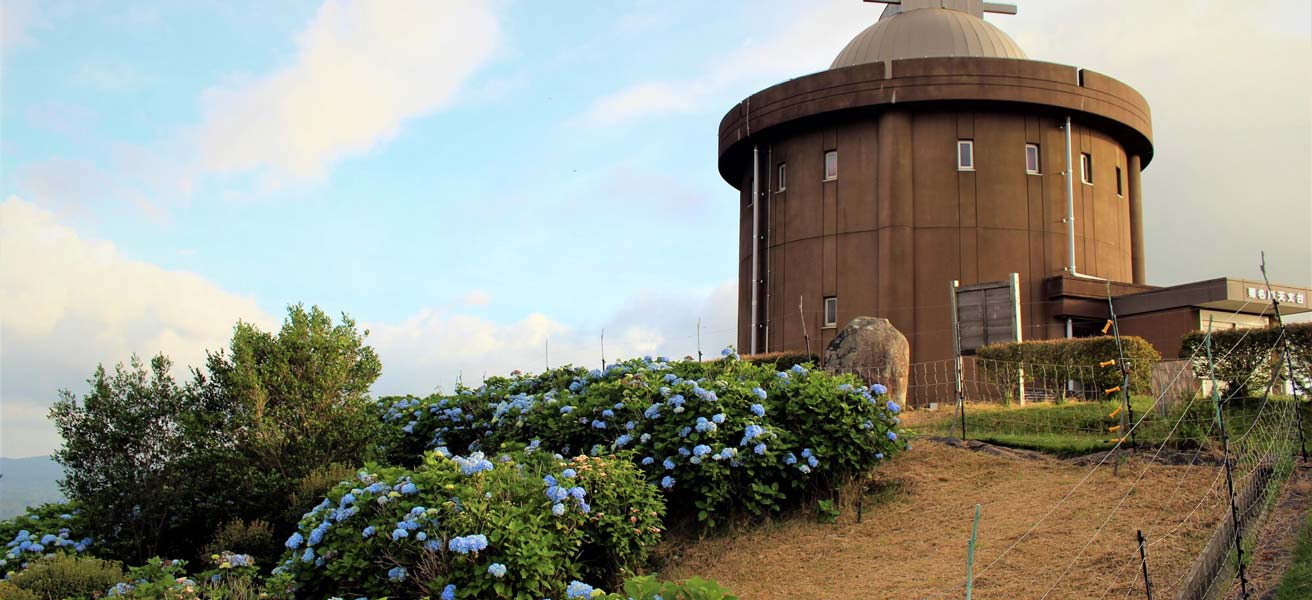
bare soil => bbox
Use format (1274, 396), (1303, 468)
(660, 440), (1229, 600)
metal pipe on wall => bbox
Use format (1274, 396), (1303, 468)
(750, 145), (760, 355)
(1064, 116), (1076, 274)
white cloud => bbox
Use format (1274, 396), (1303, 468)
(196, 0), (500, 182)
(367, 281), (737, 397)
(581, 0), (873, 126)
(0, 196), (277, 456)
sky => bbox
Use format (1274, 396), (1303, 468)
(2, 0), (1309, 458)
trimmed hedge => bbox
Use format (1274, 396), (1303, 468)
(977, 336), (1161, 395)
(1180, 322), (1312, 398)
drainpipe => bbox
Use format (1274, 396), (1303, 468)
(750, 145), (760, 355)
(1064, 116), (1077, 275)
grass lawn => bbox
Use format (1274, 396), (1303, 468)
(1274, 508), (1312, 600)
(903, 395), (1304, 457)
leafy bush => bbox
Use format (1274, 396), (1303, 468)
(276, 449), (664, 599)
(202, 520), (280, 574)
(375, 354), (906, 527)
(6, 554), (124, 600)
(977, 336), (1161, 395)
(600, 575), (739, 600)
(1, 503), (95, 576)
(1180, 323), (1311, 398)
(0, 581), (39, 600)
(743, 352), (817, 372)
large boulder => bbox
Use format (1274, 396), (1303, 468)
(823, 317), (910, 407)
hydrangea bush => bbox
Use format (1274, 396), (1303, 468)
(277, 449), (663, 599)
(1, 503), (94, 577)
(377, 353), (906, 526)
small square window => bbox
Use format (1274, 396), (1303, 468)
(1115, 166), (1123, 196)
(778, 163), (787, 191)
(823, 296), (838, 328)
(823, 151), (837, 181)
(1080, 153), (1093, 184)
(1025, 144), (1040, 174)
(958, 140), (974, 170)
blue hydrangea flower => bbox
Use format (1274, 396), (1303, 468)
(616, 434), (632, 448)
(441, 584), (457, 600)
(750, 403), (765, 417)
(693, 444), (712, 457)
(301, 548), (314, 563)
(752, 387), (767, 400)
(887, 431), (898, 441)
(392, 528), (409, 541)
(400, 482), (419, 495)
(754, 443), (768, 455)
(661, 476), (675, 489)
(791, 364), (807, 375)
(552, 503), (566, 516)
(641, 456), (655, 466)
(362, 525), (376, 538)
(886, 400), (901, 414)
(871, 383), (888, 395)
(388, 566), (407, 582)
(740, 424), (765, 446)
(562, 468), (577, 479)
(712, 413), (725, 424)
(285, 532), (304, 549)
(488, 562), (507, 578)
(566, 581), (595, 599)
(663, 457), (676, 470)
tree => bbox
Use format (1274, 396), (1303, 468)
(49, 304), (383, 561)
(49, 355), (229, 562)
(203, 304), (383, 526)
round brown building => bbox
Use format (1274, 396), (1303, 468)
(718, 0), (1155, 366)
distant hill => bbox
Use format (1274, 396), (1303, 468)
(0, 456), (65, 519)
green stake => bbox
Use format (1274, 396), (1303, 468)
(966, 503), (981, 600)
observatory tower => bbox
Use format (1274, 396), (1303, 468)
(718, 0), (1160, 364)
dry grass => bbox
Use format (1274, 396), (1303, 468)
(659, 440), (1228, 600)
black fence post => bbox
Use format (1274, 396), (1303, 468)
(1205, 319), (1249, 599)
(1137, 529), (1153, 600)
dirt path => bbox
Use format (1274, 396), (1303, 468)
(661, 440), (1228, 600)
(1224, 462), (1312, 600)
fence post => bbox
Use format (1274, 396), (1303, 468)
(1260, 252), (1308, 463)
(1106, 281), (1136, 451)
(950, 280), (968, 440)
(1205, 317), (1249, 599)
(965, 503), (981, 600)
(1137, 529), (1153, 600)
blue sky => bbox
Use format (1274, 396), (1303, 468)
(3, 0), (1309, 457)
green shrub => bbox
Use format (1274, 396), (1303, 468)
(977, 336), (1161, 395)
(1, 503), (95, 577)
(277, 450), (664, 599)
(601, 575), (739, 600)
(1181, 323), (1311, 398)
(0, 581), (38, 600)
(743, 352), (817, 372)
(375, 354), (907, 528)
(202, 520), (279, 576)
(6, 554), (123, 600)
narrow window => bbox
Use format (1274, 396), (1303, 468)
(1080, 153), (1093, 184)
(823, 151), (837, 181)
(957, 140), (974, 170)
(823, 297), (838, 328)
(1025, 143), (1041, 174)
(778, 163), (787, 191)
(1115, 166), (1123, 196)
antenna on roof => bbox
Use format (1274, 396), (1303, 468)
(863, 0), (1018, 18)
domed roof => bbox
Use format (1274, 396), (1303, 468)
(831, 7), (1026, 69)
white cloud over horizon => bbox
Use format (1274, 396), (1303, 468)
(0, 196), (278, 457)
(0, 197), (736, 457)
(196, 0), (501, 182)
